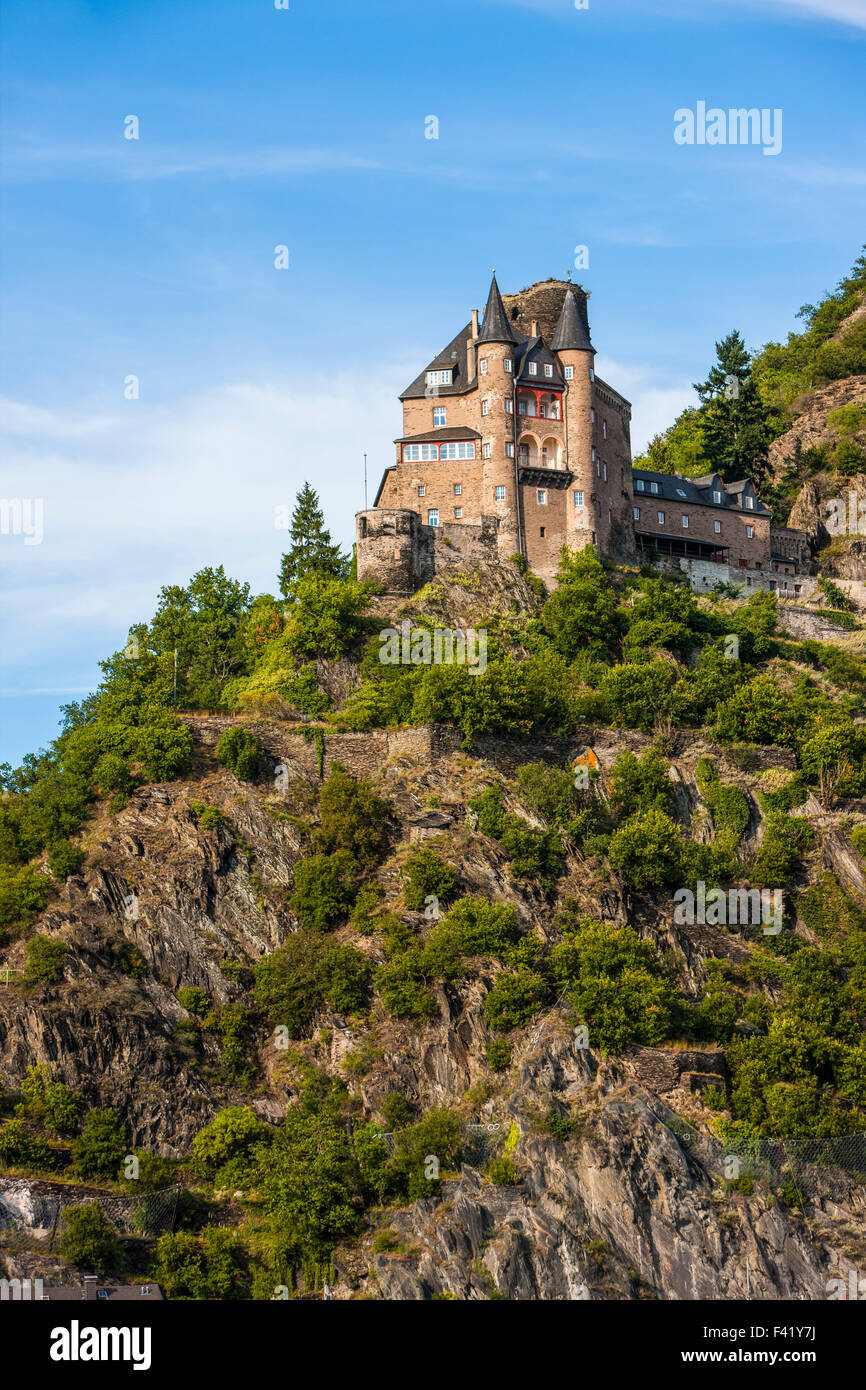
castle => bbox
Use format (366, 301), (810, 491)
(356, 274), (809, 594)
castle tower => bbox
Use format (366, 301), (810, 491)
(551, 287), (597, 554)
(476, 272), (521, 559)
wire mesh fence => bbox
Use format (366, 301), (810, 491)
(0, 1182), (179, 1244)
(659, 1107), (866, 1203)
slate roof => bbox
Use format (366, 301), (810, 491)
(551, 289), (594, 352)
(515, 336), (564, 384)
(632, 469), (770, 515)
(396, 427), (482, 443)
(477, 272), (519, 346)
(400, 323), (475, 401)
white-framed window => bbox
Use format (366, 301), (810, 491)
(453, 483), (462, 495)
(635, 478), (645, 492)
(650, 481), (660, 495)
(714, 520), (721, 534)
(602, 420), (607, 439)
(494, 485), (506, 500)
(426, 369), (453, 386)
(439, 441), (475, 459)
(454, 507), (462, 519)
(544, 363), (553, 378)
(480, 359), (488, 375)
(537, 489), (547, 505)
(682, 515), (689, 528)
(482, 443), (491, 459)
(504, 398), (513, 414)
(633, 507), (640, 520)
(603, 463), (607, 481)
(427, 509), (439, 526)
(745, 495), (754, 509)
(417, 485), (426, 497)
(564, 365), (574, 380)
(747, 525), (754, 538)
(590, 408), (596, 422)
(528, 362), (537, 376)
(505, 442), (513, 457)
(433, 407), (446, 427)
(504, 358), (512, 373)
(403, 443), (439, 462)
(574, 490), (584, 506)
(713, 489), (722, 504)
(481, 399), (489, 416)
(657, 511), (665, 524)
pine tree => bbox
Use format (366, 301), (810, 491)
(278, 483), (348, 600)
(693, 331), (770, 484)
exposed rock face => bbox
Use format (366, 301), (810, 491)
(769, 377), (866, 481)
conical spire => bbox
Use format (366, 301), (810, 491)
(477, 271), (518, 345)
(551, 288), (593, 352)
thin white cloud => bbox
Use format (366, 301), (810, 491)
(596, 356), (695, 454)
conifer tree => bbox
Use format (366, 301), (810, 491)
(278, 483), (348, 600)
(694, 331), (770, 484)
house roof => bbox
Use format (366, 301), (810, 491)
(477, 272), (519, 346)
(551, 289), (594, 352)
(397, 427), (482, 443)
(515, 336), (564, 384)
(632, 468), (770, 515)
(399, 323), (475, 401)
(43, 1283), (163, 1301)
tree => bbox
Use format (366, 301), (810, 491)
(694, 331), (770, 484)
(71, 1107), (127, 1181)
(278, 483), (348, 601)
(59, 1202), (123, 1276)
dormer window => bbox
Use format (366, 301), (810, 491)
(528, 362), (537, 376)
(636, 479), (645, 492)
(713, 490), (722, 503)
(676, 488), (687, 499)
(544, 364), (553, 378)
(745, 495), (754, 509)
(426, 369), (453, 386)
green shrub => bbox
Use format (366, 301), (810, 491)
(71, 1107), (127, 1181)
(381, 1092), (414, 1131)
(609, 749), (672, 818)
(312, 764), (391, 869)
(485, 1039), (512, 1072)
(695, 759), (750, 853)
(151, 1227), (250, 1300)
(403, 847), (458, 912)
(550, 918), (678, 1054)
(177, 986), (210, 1016)
(0, 1117), (55, 1170)
(216, 726), (268, 782)
(23, 935), (68, 985)
(192, 1106), (273, 1181)
(47, 838), (83, 880)
(485, 1155), (522, 1185)
(17, 1063), (83, 1134)
(253, 933), (371, 1036)
(483, 968), (547, 1033)
(290, 851), (358, 930)
(59, 1202), (123, 1276)
(608, 808), (687, 889)
(0, 864), (49, 936)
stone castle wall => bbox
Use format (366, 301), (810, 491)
(355, 508), (499, 594)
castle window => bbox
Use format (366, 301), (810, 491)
(592, 447), (596, 462)
(745, 495), (754, 509)
(564, 365), (574, 380)
(427, 509), (439, 526)
(426, 369), (453, 386)
(453, 483), (462, 495)
(633, 507), (640, 520)
(635, 478), (644, 492)
(505, 442), (513, 457)
(505, 398), (513, 413)
(747, 525), (754, 538)
(454, 507), (463, 519)
(481, 399), (489, 416)
(495, 485), (506, 500)
(480, 359), (488, 375)
(714, 520), (721, 534)
(433, 407), (446, 427)
(657, 511), (665, 524)
(602, 419), (607, 439)
(483, 443), (491, 459)
(682, 515), (689, 528)
(417, 485), (426, 497)
(544, 364), (553, 378)
(589, 368), (595, 382)
(439, 441), (476, 459)
(713, 490), (722, 503)
(596, 459), (601, 477)
(504, 358), (512, 373)
(540, 526), (545, 537)
(528, 362), (537, 376)
(537, 490), (547, 505)
(574, 490), (584, 506)
(603, 463), (607, 481)
(590, 408), (596, 422)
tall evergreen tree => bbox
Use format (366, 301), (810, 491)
(693, 331), (770, 484)
(279, 483), (348, 600)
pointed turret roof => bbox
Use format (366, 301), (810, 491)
(551, 288), (594, 353)
(477, 272), (518, 345)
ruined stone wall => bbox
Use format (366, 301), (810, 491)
(355, 509), (500, 594)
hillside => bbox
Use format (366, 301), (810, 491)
(3, 534), (866, 1301)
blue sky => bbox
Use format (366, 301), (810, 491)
(1, 0), (864, 766)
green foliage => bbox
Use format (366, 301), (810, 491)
(485, 1039), (512, 1072)
(192, 1106), (273, 1182)
(608, 808), (689, 889)
(609, 750), (672, 818)
(693, 331), (771, 484)
(751, 812), (813, 888)
(59, 1202), (123, 1276)
(71, 1107), (127, 1182)
(469, 784), (564, 888)
(151, 1227), (250, 1300)
(17, 1064), (83, 1135)
(278, 482), (350, 601)
(381, 1091), (414, 1131)
(403, 847), (458, 912)
(253, 933), (371, 1035)
(0, 1117), (55, 1171)
(289, 851), (358, 931)
(47, 838), (83, 881)
(695, 760), (750, 853)
(311, 765), (391, 869)
(550, 918), (678, 1055)
(177, 986), (210, 1016)
(283, 576), (370, 661)
(0, 864), (49, 936)
(23, 934), (68, 985)
(483, 968), (547, 1032)
(540, 547), (621, 661)
(485, 1155), (522, 1185)
(216, 727), (268, 782)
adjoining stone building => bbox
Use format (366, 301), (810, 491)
(359, 274), (810, 593)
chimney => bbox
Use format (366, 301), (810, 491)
(84, 1276), (98, 1302)
(471, 308), (479, 339)
(531, 319), (539, 338)
(467, 311), (478, 381)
